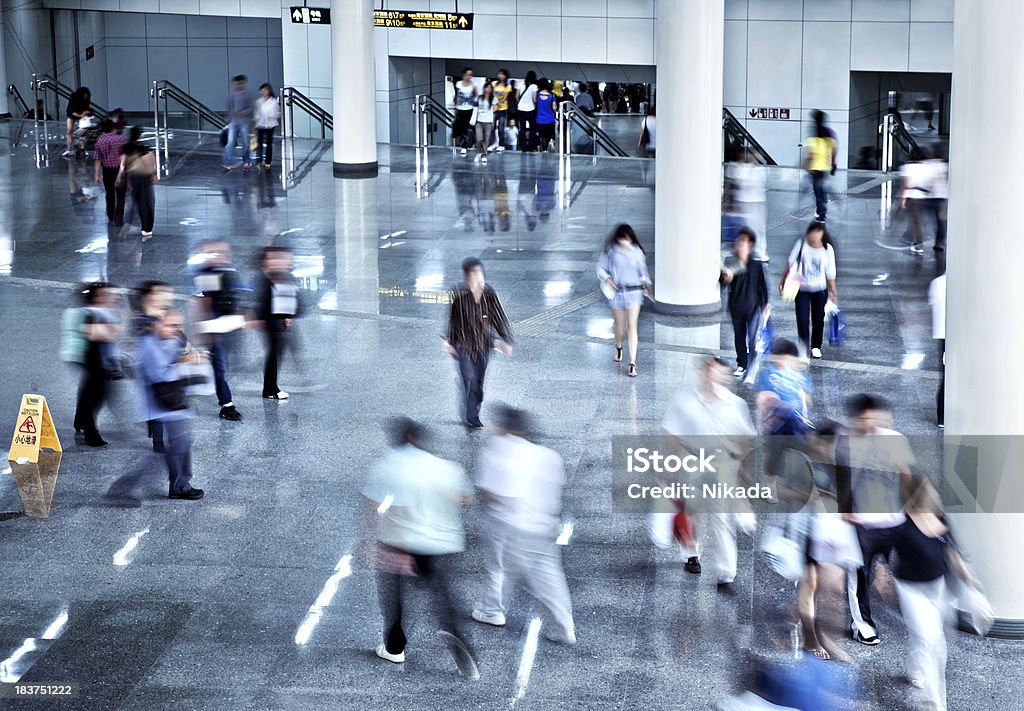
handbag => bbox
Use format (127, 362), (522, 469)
(152, 379), (188, 411)
(181, 359), (215, 397)
(761, 516), (806, 581)
(828, 307), (846, 346)
(781, 242), (804, 302)
(809, 513), (863, 569)
(375, 544), (418, 576)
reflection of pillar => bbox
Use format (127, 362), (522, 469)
(653, 0), (723, 314)
(0, 121), (12, 273)
(331, 0), (377, 177)
(945, 1), (1024, 636)
(334, 178), (379, 315)
(0, 7), (8, 117)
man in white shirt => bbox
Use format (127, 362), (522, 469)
(836, 394), (915, 645)
(472, 407), (576, 644)
(660, 356), (757, 590)
(362, 418), (480, 678)
(930, 274), (946, 428)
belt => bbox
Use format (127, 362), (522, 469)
(619, 285), (645, 292)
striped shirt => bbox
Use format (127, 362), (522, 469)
(447, 284), (512, 355)
(94, 133), (126, 169)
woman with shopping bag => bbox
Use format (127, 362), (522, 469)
(780, 222), (837, 360)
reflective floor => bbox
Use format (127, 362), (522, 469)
(0, 121), (1018, 710)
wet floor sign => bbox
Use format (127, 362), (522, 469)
(9, 394), (61, 464)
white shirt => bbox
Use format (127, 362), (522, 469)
(362, 444), (473, 555)
(477, 435), (565, 535)
(728, 161), (767, 204)
(929, 274), (946, 340)
(255, 97), (280, 129)
(517, 84), (538, 111)
(662, 385), (756, 442)
(475, 97), (495, 124)
(788, 239), (836, 292)
(901, 161), (932, 200)
(925, 159), (949, 200)
(846, 428), (915, 529)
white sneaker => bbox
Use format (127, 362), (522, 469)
(811, 348), (822, 359)
(733, 367), (746, 378)
(375, 645), (405, 663)
(460, 148), (468, 156)
(471, 609), (506, 627)
(487, 144), (497, 153)
(264, 390), (289, 400)
(496, 146), (505, 152)
(910, 244), (925, 254)
(481, 156), (487, 164)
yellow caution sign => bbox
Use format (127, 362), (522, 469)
(9, 394), (62, 464)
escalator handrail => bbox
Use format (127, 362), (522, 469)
(561, 105), (629, 157)
(416, 94), (454, 129)
(889, 114), (927, 161)
(30, 74), (109, 119)
(6, 84), (29, 115)
(281, 87), (333, 132)
(152, 79), (225, 129)
(722, 108), (777, 165)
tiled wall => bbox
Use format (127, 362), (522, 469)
(43, 0), (280, 17)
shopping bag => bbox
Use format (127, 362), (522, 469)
(957, 584), (995, 635)
(809, 513), (863, 570)
(761, 518), (806, 581)
(744, 315), (774, 384)
(181, 359), (215, 397)
(781, 274), (802, 302)
(828, 308), (846, 346)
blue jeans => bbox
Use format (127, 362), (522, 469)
(810, 171), (827, 220)
(222, 119), (251, 165)
(208, 336), (232, 406)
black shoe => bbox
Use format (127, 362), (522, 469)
(465, 419), (484, 430)
(219, 405), (242, 421)
(684, 556), (702, 575)
(851, 629), (880, 646)
(84, 434), (108, 448)
(168, 488), (205, 501)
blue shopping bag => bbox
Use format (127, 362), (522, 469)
(829, 309), (847, 346)
(744, 314), (774, 384)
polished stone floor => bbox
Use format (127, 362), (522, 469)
(0, 121), (1017, 710)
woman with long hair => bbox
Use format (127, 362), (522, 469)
(474, 83), (496, 163)
(254, 83), (280, 170)
(116, 126), (158, 238)
(597, 224), (651, 376)
(516, 71), (538, 152)
(780, 221), (837, 359)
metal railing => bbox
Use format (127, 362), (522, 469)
(723, 108), (777, 165)
(151, 79), (226, 174)
(412, 94), (457, 196)
(6, 85), (29, 116)
(557, 103), (630, 158)
(280, 87), (332, 140)
(31, 73), (109, 119)
(879, 111), (927, 172)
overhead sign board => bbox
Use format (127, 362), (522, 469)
(291, 6), (331, 24)
(749, 107), (791, 120)
(374, 10), (474, 30)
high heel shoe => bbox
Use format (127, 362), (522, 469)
(628, 363), (638, 377)
(614, 346), (623, 363)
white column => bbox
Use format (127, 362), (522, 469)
(653, 0), (723, 314)
(331, 0), (377, 177)
(946, 1), (1024, 637)
(334, 177), (380, 315)
(0, 5), (9, 117)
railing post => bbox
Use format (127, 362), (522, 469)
(151, 81), (162, 176)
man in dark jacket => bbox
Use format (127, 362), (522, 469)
(256, 246), (298, 400)
(721, 228), (769, 378)
(193, 241), (244, 420)
(443, 258), (513, 429)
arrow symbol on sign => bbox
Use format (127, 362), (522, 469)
(458, 15), (468, 27)
(292, 9), (302, 21)
(749, 109), (757, 118)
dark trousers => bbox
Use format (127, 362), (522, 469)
(209, 336), (232, 406)
(162, 418), (194, 494)
(493, 110), (508, 146)
(101, 167), (126, 224)
(128, 174), (155, 233)
(794, 289), (828, 351)
(730, 307), (762, 370)
(377, 553), (471, 656)
(810, 170), (827, 220)
(906, 198), (927, 246)
(536, 122), (555, 151)
(519, 110), (537, 151)
(926, 198), (947, 247)
(848, 524), (905, 636)
(74, 352), (107, 437)
(262, 327), (287, 397)
(256, 127), (275, 166)
(457, 350), (489, 424)
(937, 339), (945, 426)
(453, 109), (474, 149)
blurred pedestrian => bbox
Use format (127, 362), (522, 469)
(63, 86), (92, 157)
(474, 83), (496, 163)
(925, 153), (948, 251)
(836, 394), (915, 646)
(726, 149), (769, 261)
(193, 241), (244, 420)
(491, 69), (512, 152)
(256, 246), (299, 400)
(116, 126), (158, 239)
(472, 406), (576, 644)
(662, 356), (757, 590)
(72, 282), (123, 447)
(804, 110), (838, 222)
(254, 83), (280, 171)
(443, 257), (513, 429)
(575, 83), (595, 116)
(755, 339), (813, 501)
(222, 74), (255, 171)
(362, 418), (479, 679)
(597, 224), (651, 377)
(901, 151), (932, 255)
(721, 228), (769, 379)
(781, 222), (837, 360)
(534, 79), (557, 152)
(136, 309), (206, 500)
(930, 273), (946, 428)
(131, 281), (175, 452)
(93, 119), (127, 226)
(516, 71), (538, 152)
(453, 68), (479, 156)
